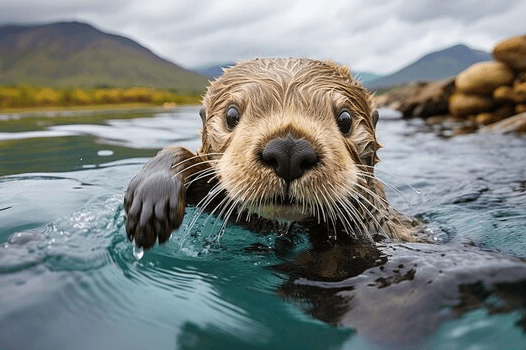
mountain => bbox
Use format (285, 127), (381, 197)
(0, 21), (208, 90)
(353, 71), (383, 84)
(366, 44), (492, 89)
(194, 62), (236, 79)
(195, 63), (384, 85)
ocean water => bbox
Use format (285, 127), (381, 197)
(0, 107), (525, 349)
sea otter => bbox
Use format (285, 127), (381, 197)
(123, 58), (526, 346)
(123, 58), (416, 250)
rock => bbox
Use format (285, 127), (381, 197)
(455, 61), (515, 95)
(425, 115), (449, 125)
(449, 93), (493, 117)
(513, 82), (526, 103)
(374, 79), (455, 119)
(493, 34), (526, 71)
(476, 112), (496, 125)
(475, 105), (514, 125)
(481, 112), (526, 133)
(516, 104), (526, 114)
(493, 85), (515, 103)
(453, 123), (478, 135)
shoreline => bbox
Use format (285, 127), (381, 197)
(0, 103), (199, 120)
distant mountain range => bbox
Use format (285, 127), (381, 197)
(0, 21), (492, 91)
(353, 71), (383, 84)
(195, 44), (490, 89)
(0, 22), (208, 90)
(195, 62), (382, 84)
(195, 63), (236, 80)
(365, 44), (492, 89)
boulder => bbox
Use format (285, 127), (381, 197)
(493, 85), (515, 103)
(516, 104), (526, 114)
(513, 82), (526, 103)
(374, 79), (455, 119)
(481, 112), (526, 133)
(493, 34), (526, 71)
(475, 105), (514, 125)
(449, 93), (493, 117)
(455, 61), (515, 95)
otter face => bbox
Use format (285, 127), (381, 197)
(200, 58), (381, 235)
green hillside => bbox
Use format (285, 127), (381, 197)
(0, 22), (208, 91)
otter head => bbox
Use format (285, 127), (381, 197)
(199, 58), (382, 239)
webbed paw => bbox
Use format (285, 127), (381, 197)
(124, 171), (185, 249)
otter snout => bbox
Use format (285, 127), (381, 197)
(261, 133), (318, 182)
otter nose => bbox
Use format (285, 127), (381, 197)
(261, 133), (318, 182)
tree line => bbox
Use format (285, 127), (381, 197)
(0, 86), (202, 109)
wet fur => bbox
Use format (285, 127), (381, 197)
(123, 59), (526, 347)
(124, 58), (416, 249)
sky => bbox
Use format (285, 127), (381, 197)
(1, 0), (526, 74)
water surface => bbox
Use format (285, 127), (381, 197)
(0, 107), (525, 349)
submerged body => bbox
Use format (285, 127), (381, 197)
(124, 58), (415, 249)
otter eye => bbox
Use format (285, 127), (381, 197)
(336, 109), (352, 134)
(226, 106), (240, 130)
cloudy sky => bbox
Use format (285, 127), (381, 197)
(1, 0), (526, 74)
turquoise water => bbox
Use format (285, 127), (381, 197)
(1, 107), (525, 349)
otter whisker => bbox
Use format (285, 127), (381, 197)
(361, 164), (420, 193)
(185, 169), (218, 188)
(356, 169), (413, 208)
(184, 168), (217, 188)
(351, 179), (394, 211)
(185, 182), (225, 233)
(217, 198), (240, 240)
(344, 187), (387, 235)
(202, 192), (235, 238)
(319, 184), (339, 222)
(350, 184), (412, 240)
(312, 191), (327, 224)
(339, 198), (375, 243)
(323, 182), (373, 242)
(173, 159), (218, 178)
(170, 152), (223, 170)
(334, 190), (369, 234)
(353, 181), (411, 224)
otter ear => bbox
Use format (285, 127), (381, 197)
(372, 110), (379, 127)
(199, 107), (206, 125)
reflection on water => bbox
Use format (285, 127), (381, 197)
(0, 107), (525, 349)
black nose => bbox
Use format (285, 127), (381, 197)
(261, 133), (318, 182)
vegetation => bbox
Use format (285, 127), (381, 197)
(0, 85), (202, 110)
(0, 22), (209, 91)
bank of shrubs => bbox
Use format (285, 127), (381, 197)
(0, 86), (201, 109)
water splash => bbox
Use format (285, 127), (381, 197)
(133, 245), (144, 260)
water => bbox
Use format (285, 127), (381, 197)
(0, 107), (525, 349)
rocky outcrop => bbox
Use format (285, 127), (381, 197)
(481, 112), (526, 133)
(454, 61), (515, 95)
(375, 33), (526, 134)
(493, 34), (526, 71)
(447, 34), (526, 132)
(374, 79), (454, 119)
(449, 93), (493, 117)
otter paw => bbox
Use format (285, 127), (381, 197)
(124, 172), (185, 249)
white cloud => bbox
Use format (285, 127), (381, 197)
(1, 0), (526, 74)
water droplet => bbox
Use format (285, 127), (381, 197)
(133, 245), (144, 260)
